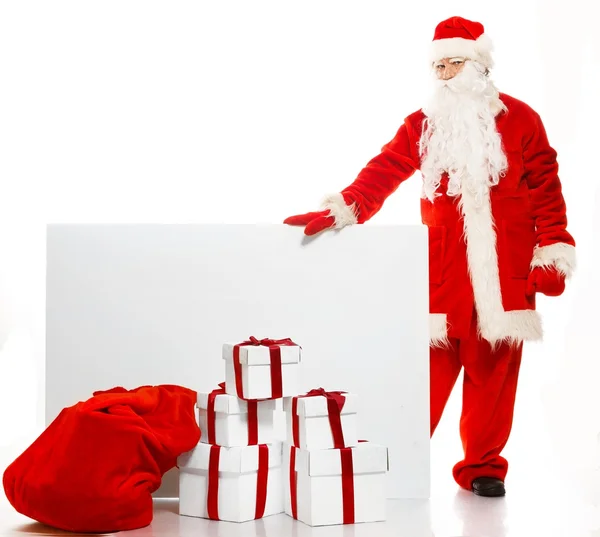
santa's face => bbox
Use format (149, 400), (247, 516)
(433, 57), (466, 80)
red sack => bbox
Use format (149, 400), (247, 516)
(2, 384), (200, 533)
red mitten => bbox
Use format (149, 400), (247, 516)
(284, 210), (335, 236)
(2, 384), (200, 533)
(526, 266), (566, 297)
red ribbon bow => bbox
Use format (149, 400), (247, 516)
(303, 388), (346, 412)
(289, 445), (356, 524)
(243, 336), (296, 347)
(208, 444), (269, 521)
(292, 387), (347, 449)
(233, 337), (298, 400)
(206, 382), (258, 445)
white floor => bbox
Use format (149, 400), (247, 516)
(2, 430), (600, 537)
(0, 486), (597, 537)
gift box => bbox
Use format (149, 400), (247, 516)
(178, 441), (284, 523)
(283, 389), (359, 450)
(223, 337), (301, 400)
(284, 441), (388, 527)
(197, 383), (277, 447)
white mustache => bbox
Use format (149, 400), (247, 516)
(433, 61), (489, 94)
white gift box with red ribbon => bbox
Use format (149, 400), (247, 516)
(283, 389), (359, 451)
(222, 337), (301, 400)
(197, 386), (277, 447)
(283, 441), (389, 527)
(178, 441), (284, 523)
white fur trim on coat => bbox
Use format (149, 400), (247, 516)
(429, 310), (541, 348)
(430, 34), (494, 69)
(457, 170), (543, 346)
(429, 314), (450, 348)
(531, 242), (576, 279)
(321, 193), (358, 229)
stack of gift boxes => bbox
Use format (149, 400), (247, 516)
(178, 337), (389, 527)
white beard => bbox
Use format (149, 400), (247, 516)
(418, 61), (508, 206)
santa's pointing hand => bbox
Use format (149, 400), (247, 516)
(284, 193), (359, 235)
(283, 211), (335, 236)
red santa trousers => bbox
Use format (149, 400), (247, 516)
(430, 309), (523, 489)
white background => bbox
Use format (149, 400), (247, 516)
(1, 0), (599, 513)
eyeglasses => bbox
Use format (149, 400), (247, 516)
(434, 57), (468, 70)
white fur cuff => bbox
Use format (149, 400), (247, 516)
(530, 242), (577, 279)
(321, 193), (358, 229)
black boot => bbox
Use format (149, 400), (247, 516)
(471, 477), (506, 497)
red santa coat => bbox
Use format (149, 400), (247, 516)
(321, 93), (576, 346)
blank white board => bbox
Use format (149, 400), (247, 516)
(46, 224), (430, 499)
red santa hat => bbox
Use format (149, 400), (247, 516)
(430, 16), (494, 69)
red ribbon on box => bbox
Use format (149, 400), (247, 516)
(254, 444), (269, 519)
(206, 384), (226, 445)
(233, 337), (297, 400)
(340, 448), (355, 524)
(206, 382), (258, 445)
(289, 446), (298, 520)
(289, 445), (356, 525)
(207, 445), (221, 520)
(247, 402), (259, 445)
(207, 444), (270, 521)
(291, 388), (347, 449)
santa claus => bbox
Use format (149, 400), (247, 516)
(284, 16), (576, 497)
